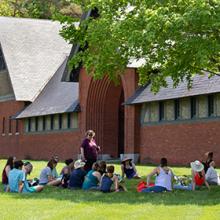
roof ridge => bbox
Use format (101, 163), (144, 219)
(0, 16), (54, 23)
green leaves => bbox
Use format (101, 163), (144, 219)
(0, 0), (82, 19)
(61, 0), (220, 92)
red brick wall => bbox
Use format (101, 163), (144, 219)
(0, 100), (24, 157)
(140, 120), (220, 165)
(18, 131), (81, 160)
(79, 68), (140, 157)
(0, 100), (81, 160)
(122, 69), (140, 155)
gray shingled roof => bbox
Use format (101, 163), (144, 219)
(0, 17), (71, 101)
(16, 58), (79, 119)
(126, 74), (220, 104)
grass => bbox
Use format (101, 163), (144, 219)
(0, 160), (220, 220)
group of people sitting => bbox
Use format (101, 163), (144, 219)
(1, 151), (219, 194)
(139, 152), (220, 193)
(1, 155), (141, 193)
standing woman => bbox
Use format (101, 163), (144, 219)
(80, 130), (100, 172)
(2, 156), (15, 190)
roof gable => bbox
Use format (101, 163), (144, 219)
(16, 58), (79, 119)
(0, 17), (71, 101)
(0, 45), (15, 101)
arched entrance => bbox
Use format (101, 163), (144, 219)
(86, 77), (124, 158)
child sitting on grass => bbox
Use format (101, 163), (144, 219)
(174, 160), (210, 191)
(121, 157), (140, 179)
(60, 158), (74, 176)
(100, 165), (126, 193)
(22, 162), (44, 193)
(205, 161), (220, 185)
(39, 159), (61, 186)
(68, 159), (87, 189)
(82, 162), (101, 190)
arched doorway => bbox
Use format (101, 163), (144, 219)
(86, 77), (124, 158)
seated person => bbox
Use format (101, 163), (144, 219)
(174, 160), (210, 191)
(51, 155), (59, 178)
(60, 166), (71, 188)
(202, 152), (214, 173)
(2, 156), (15, 191)
(142, 158), (173, 193)
(205, 161), (219, 185)
(100, 165), (126, 193)
(68, 159), (87, 189)
(60, 158), (74, 176)
(121, 157), (140, 179)
(21, 162), (44, 193)
(99, 161), (107, 175)
(8, 160), (24, 193)
(82, 162), (101, 190)
(39, 159), (61, 186)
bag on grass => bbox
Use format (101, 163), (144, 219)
(137, 181), (155, 192)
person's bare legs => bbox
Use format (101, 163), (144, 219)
(35, 185), (44, 192)
(133, 174), (141, 179)
(47, 179), (61, 186)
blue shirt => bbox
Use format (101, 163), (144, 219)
(124, 166), (136, 179)
(8, 168), (23, 192)
(69, 168), (87, 188)
(82, 170), (99, 190)
(22, 171), (35, 193)
(100, 175), (113, 192)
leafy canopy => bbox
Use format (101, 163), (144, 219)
(60, 0), (220, 92)
(0, 0), (81, 19)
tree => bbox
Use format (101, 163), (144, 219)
(23, 0), (82, 19)
(0, 0), (81, 19)
(0, 0), (26, 17)
(60, 0), (220, 92)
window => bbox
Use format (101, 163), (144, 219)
(35, 117), (38, 131)
(174, 99), (180, 120)
(67, 113), (71, 129)
(208, 95), (214, 116)
(28, 118), (31, 132)
(15, 120), (19, 134)
(0, 48), (6, 71)
(42, 116), (46, 131)
(190, 97), (197, 118)
(50, 115), (54, 130)
(159, 102), (165, 121)
(2, 117), (5, 134)
(59, 114), (62, 129)
(8, 118), (12, 134)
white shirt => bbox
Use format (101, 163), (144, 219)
(205, 166), (218, 184)
(155, 167), (173, 191)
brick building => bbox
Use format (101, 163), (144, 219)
(0, 17), (219, 165)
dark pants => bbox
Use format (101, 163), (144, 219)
(84, 159), (97, 173)
(141, 185), (167, 193)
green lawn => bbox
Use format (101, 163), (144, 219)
(0, 160), (220, 220)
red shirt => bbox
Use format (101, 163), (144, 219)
(194, 173), (205, 186)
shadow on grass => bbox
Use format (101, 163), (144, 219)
(1, 179), (220, 206)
